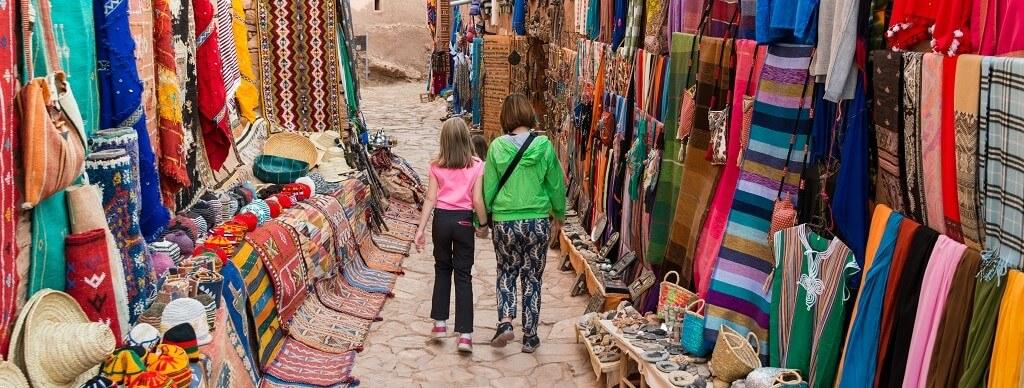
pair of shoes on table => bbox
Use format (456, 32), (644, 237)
(489, 322), (541, 353)
(431, 321), (474, 353)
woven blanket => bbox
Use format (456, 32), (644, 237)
(343, 247), (397, 295)
(230, 0), (260, 122)
(266, 339), (357, 386)
(256, 0), (345, 131)
(279, 204), (338, 280)
(380, 221), (417, 243)
(260, 376), (353, 388)
(372, 234), (412, 255)
(229, 242), (286, 369)
(65, 229), (130, 343)
(214, 0), (241, 99)
(204, 275), (259, 388)
(901, 52), (926, 222)
(300, 195), (351, 263)
(702, 44), (814, 356)
(153, 0), (190, 211)
(0, 0), (14, 357)
(90, 128), (145, 218)
(871, 51), (907, 214)
(359, 236), (405, 274)
(247, 220), (308, 325)
(289, 294), (372, 353)
(313, 276), (387, 321)
(384, 202), (420, 223)
(86, 150), (157, 321)
(979, 57), (1024, 265)
(953, 55), (983, 251)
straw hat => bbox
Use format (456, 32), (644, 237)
(0, 360), (28, 388)
(160, 298), (212, 345)
(317, 147), (355, 182)
(309, 131), (342, 151)
(263, 132), (319, 167)
(12, 290), (116, 388)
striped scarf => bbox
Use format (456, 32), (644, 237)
(979, 56), (1024, 267)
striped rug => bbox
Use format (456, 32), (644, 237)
(702, 44), (815, 355)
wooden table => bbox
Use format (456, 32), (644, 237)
(560, 230), (630, 311)
(577, 326), (623, 388)
(597, 320), (677, 388)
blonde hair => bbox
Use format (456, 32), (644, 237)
(434, 118), (475, 169)
(499, 93), (537, 134)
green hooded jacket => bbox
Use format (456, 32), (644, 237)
(483, 134), (566, 222)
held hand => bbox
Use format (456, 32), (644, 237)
(414, 229), (426, 252)
(475, 227), (490, 238)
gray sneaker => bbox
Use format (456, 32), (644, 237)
(522, 335), (540, 353)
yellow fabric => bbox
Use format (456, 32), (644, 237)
(988, 270), (1024, 388)
(231, 0), (260, 122)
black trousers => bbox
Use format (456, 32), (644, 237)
(430, 209), (475, 333)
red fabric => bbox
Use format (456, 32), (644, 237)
(154, 0), (191, 207)
(887, 0), (938, 50)
(266, 199), (282, 218)
(931, 0), (973, 54)
(940, 55), (963, 243)
(0, 0), (17, 356)
(65, 229), (125, 345)
(191, 0), (232, 170)
(233, 213), (258, 231)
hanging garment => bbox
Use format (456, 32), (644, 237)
(0, 0), (15, 357)
(832, 76), (869, 265)
(835, 208), (904, 388)
(973, 0), (1024, 55)
(49, 0), (100, 136)
(645, 0), (669, 54)
(930, 0), (973, 54)
(901, 52), (926, 222)
(738, 0), (755, 38)
(813, 0), (859, 101)
(979, 56), (1024, 265)
(873, 217), (920, 374)
(871, 51), (907, 214)
(612, 0), (628, 49)
(666, 0), (683, 38)
(620, 0), (643, 56)
(919, 54), (945, 234)
(172, 0), (206, 210)
(901, 235), (968, 388)
(95, 0), (172, 241)
(924, 248), (981, 388)
(664, 36), (731, 279)
(191, 0), (233, 169)
(987, 270), (1024, 388)
(154, 0), (192, 210)
(757, 0), (816, 44)
(769, 225), (858, 388)
(128, 0), (159, 157)
(957, 262), (1007, 387)
(940, 55), (964, 243)
(702, 44), (814, 356)
(215, 0), (242, 99)
(709, 0), (738, 38)
(886, 0), (937, 50)
(876, 225), (941, 387)
(693, 40), (764, 298)
(230, 0), (259, 122)
(952, 55), (983, 251)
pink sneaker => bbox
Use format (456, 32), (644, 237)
(457, 336), (473, 353)
(432, 324), (448, 339)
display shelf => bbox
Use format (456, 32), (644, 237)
(576, 325), (622, 388)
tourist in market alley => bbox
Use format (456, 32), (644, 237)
(483, 94), (567, 353)
(414, 118), (489, 353)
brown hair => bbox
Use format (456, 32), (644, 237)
(434, 118), (475, 169)
(471, 134), (488, 160)
(499, 93), (537, 134)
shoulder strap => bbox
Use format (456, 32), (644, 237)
(21, 0), (63, 79)
(489, 133), (538, 207)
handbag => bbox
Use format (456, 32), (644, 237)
(768, 68), (813, 244)
(705, 8), (739, 166)
(710, 325), (762, 383)
(487, 133), (538, 223)
(658, 270), (698, 318)
(746, 367), (804, 388)
(737, 48), (761, 167)
(680, 299), (709, 356)
(18, 0), (87, 208)
(674, 1), (709, 152)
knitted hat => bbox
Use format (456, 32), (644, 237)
(161, 324), (200, 362)
(274, 193), (295, 208)
(151, 252), (174, 276)
(232, 212), (259, 232)
(101, 347), (146, 384)
(266, 198), (283, 217)
(189, 201), (218, 230)
(138, 302), (167, 328)
(124, 371), (170, 387)
(80, 376), (116, 388)
(146, 344), (191, 388)
(308, 172), (341, 195)
(218, 192), (239, 223)
(296, 176), (317, 195)
(126, 323), (162, 350)
(149, 241), (183, 265)
(0, 360), (28, 388)
(160, 298), (212, 345)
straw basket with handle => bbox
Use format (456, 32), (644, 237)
(658, 271), (698, 318)
(710, 325), (762, 383)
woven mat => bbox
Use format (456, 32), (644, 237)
(247, 220), (307, 325)
(256, 0), (345, 132)
(313, 276), (387, 321)
(342, 248), (397, 295)
(372, 234), (412, 255)
(266, 338), (357, 386)
(381, 219), (417, 242)
(384, 201), (420, 222)
(278, 205), (338, 281)
(358, 236), (405, 273)
(229, 242), (285, 368)
(289, 294), (372, 354)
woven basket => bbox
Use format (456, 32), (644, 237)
(710, 325), (761, 383)
(263, 132), (318, 167)
(746, 367), (804, 388)
(680, 299), (708, 357)
(658, 271), (697, 318)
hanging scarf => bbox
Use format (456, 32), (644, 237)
(979, 56), (1024, 265)
(231, 0), (259, 122)
(833, 76), (870, 264)
(215, 0), (242, 100)
(940, 55), (964, 242)
(919, 54), (945, 234)
(0, 0), (15, 357)
(191, 0), (233, 170)
(924, 248), (981, 388)
(952, 55), (983, 250)
(901, 52), (926, 222)
(620, 0), (643, 57)
(871, 51), (907, 213)
(873, 217), (920, 378)
(154, 0), (191, 210)
(986, 270), (1024, 387)
(956, 265), (1007, 387)
(95, 0), (171, 241)
(613, 0), (628, 49)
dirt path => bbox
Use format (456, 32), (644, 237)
(353, 83), (600, 387)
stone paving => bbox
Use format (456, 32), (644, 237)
(352, 83), (600, 387)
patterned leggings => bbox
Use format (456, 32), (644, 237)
(493, 218), (551, 337)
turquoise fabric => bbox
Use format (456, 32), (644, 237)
(28, 192), (69, 293)
(31, 0), (99, 137)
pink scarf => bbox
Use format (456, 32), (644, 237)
(920, 54), (945, 234)
(692, 40), (765, 298)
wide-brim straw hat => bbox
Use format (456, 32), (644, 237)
(263, 132), (320, 167)
(11, 290), (116, 388)
(317, 147), (355, 182)
(309, 131), (342, 152)
(0, 360), (29, 388)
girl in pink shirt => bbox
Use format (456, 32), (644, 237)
(414, 118), (488, 353)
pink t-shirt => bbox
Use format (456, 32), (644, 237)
(429, 158), (483, 210)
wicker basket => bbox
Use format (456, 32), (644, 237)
(658, 271), (697, 318)
(710, 325), (761, 382)
(263, 132), (319, 167)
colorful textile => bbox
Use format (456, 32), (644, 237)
(359, 236), (406, 273)
(901, 52), (926, 222)
(920, 54), (945, 234)
(65, 229), (129, 343)
(979, 56), (1024, 265)
(191, 0), (232, 170)
(49, 0), (100, 135)
(0, 0), (14, 357)
(769, 225), (858, 388)
(95, 0), (171, 241)
(619, 0), (643, 56)
(694, 41), (764, 298)
(229, 242), (286, 369)
(211, 262), (260, 386)
(871, 51), (907, 213)
(952, 55), (983, 250)
(256, 0), (346, 132)
(214, 0), (242, 99)
(342, 247), (397, 295)
(832, 77), (870, 267)
(874, 218), (921, 378)
(289, 294), (372, 353)
(281, 204), (338, 280)
(940, 56), (964, 242)
(702, 44), (815, 355)
(86, 150), (157, 321)
(266, 339), (357, 386)
(835, 209), (904, 388)
(901, 235), (967, 387)
(313, 276), (386, 321)
(925, 248), (981, 388)
(27, 193), (69, 294)
(128, 0), (158, 154)
(154, 0), (191, 207)
(230, 0), (259, 122)
(493, 218), (551, 338)
(90, 128), (144, 212)
(246, 220), (306, 325)
(987, 270), (1024, 388)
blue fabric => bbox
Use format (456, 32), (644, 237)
(756, 0), (815, 44)
(471, 37), (482, 126)
(836, 211), (904, 388)
(45, 0), (100, 136)
(94, 0), (170, 241)
(809, 84), (840, 164)
(220, 262), (262, 382)
(587, 0), (601, 39)
(833, 77), (869, 268)
(513, 0), (527, 35)
(612, 0), (628, 49)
